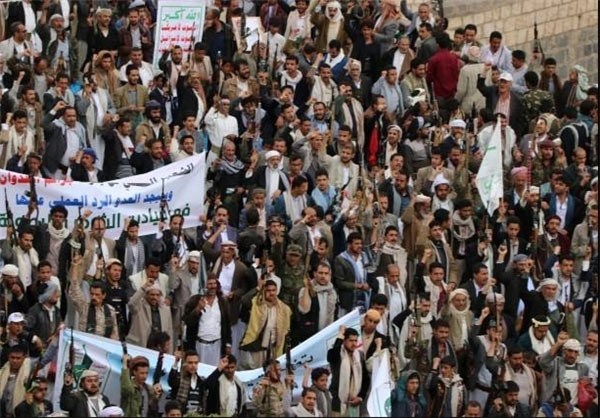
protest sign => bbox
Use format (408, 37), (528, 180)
(152, 0), (206, 68)
(52, 309), (362, 412)
(0, 154), (206, 240)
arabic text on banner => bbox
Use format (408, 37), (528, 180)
(0, 154), (206, 240)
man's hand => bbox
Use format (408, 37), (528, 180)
(53, 100), (67, 112)
(152, 383), (163, 398)
(497, 244), (508, 257)
(557, 330), (569, 345)
(422, 248), (434, 262)
(217, 356), (229, 371)
(170, 256), (180, 271)
(64, 372), (74, 387)
(348, 396), (363, 406)
(432, 357), (441, 369)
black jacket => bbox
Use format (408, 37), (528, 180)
(69, 163), (106, 182)
(183, 295), (232, 352)
(204, 367), (245, 416)
(14, 399), (53, 418)
(130, 152), (172, 175)
(60, 385), (111, 417)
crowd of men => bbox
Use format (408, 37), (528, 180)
(0, 0), (598, 417)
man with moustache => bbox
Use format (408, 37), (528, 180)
(60, 369), (111, 417)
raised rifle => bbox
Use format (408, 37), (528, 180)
(28, 174), (39, 223)
(4, 189), (18, 245)
(69, 207), (84, 261)
(285, 331), (293, 375)
(65, 327), (75, 377)
(116, 310), (128, 355)
(533, 21), (544, 56)
(271, 44), (279, 89)
(188, 23), (196, 65)
(153, 350), (166, 386)
(159, 178), (169, 223)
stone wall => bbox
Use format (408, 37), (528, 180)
(406, 0), (599, 82)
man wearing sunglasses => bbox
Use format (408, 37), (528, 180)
(14, 377), (53, 418)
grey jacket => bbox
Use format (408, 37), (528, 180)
(538, 351), (589, 402)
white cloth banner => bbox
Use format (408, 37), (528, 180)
(152, 0), (206, 68)
(476, 118), (505, 216)
(367, 349), (392, 417)
(0, 154), (206, 240)
(52, 309), (361, 413)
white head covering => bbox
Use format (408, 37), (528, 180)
(449, 119), (466, 129)
(326, 1), (344, 22)
(415, 194), (431, 204)
(99, 406), (125, 417)
(145, 283), (163, 294)
(1, 264), (19, 276)
(563, 339), (581, 351)
(265, 150), (281, 160)
(536, 278), (560, 291)
(431, 174), (450, 193)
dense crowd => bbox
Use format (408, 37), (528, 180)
(0, 0), (598, 417)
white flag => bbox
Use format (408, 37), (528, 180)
(367, 349), (393, 417)
(476, 118), (505, 216)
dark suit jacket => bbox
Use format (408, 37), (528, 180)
(459, 280), (488, 318)
(204, 367), (245, 416)
(183, 294), (232, 351)
(151, 230), (196, 268)
(115, 231), (152, 278)
(14, 399), (53, 418)
(364, 330), (389, 360)
(130, 151), (171, 175)
(203, 258), (251, 324)
(544, 192), (584, 236)
(197, 225), (239, 260)
(247, 166), (287, 195)
(477, 76), (527, 137)
(69, 163), (106, 182)
(495, 261), (528, 320)
(60, 385), (111, 417)
(519, 278), (565, 336)
(100, 128), (129, 180)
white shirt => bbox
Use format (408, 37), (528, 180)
(119, 61), (155, 87)
(556, 196), (568, 229)
(392, 50), (406, 76)
(266, 168), (280, 200)
(86, 240), (110, 277)
(219, 260), (235, 295)
(224, 378), (238, 416)
(23, 1), (37, 33)
(61, 129), (82, 166)
(198, 298), (221, 341)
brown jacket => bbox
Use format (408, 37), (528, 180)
(113, 84), (149, 127)
(221, 77), (260, 102)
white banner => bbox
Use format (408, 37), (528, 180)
(367, 350), (392, 417)
(52, 310), (362, 413)
(152, 0), (206, 68)
(0, 154), (206, 240)
(476, 118), (505, 216)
